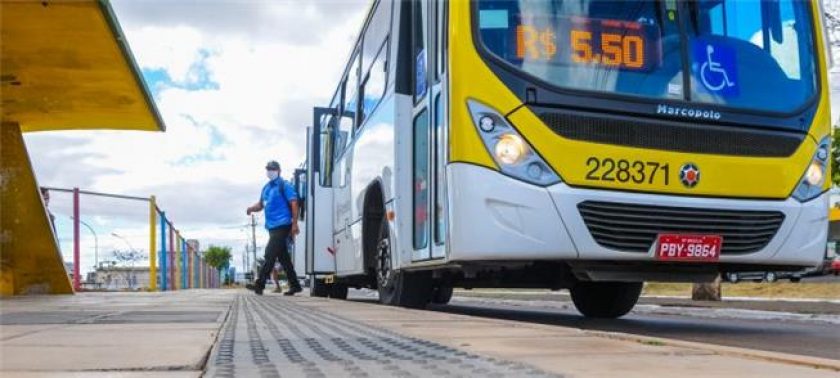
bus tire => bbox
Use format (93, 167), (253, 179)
(329, 283), (349, 300)
(431, 286), (453, 304)
(570, 282), (642, 319)
(375, 219), (432, 308)
(310, 278), (329, 297)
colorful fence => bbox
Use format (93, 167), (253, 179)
(44, 187), (220, 292)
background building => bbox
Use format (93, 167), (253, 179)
(91, 265), (152, 291)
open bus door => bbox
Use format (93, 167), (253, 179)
(291, 166), (307, 286)
(306, 108), (347, 297)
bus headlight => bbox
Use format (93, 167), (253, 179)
(494, 134), (528, 165)
(467, 99), (561, 186)
(805, 162), (824, 186)
(792, 136), (830, 202)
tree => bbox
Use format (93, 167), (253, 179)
(204, 245), (232, 286)
(112, 249), (144, 289)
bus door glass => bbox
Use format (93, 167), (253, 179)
(335, 53), (361, 274)
(411, 0), (433, 261)
(308, 109), (339, 275)
(430, 0), (447, 260)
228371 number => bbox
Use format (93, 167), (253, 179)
(585, 157), (669, 185)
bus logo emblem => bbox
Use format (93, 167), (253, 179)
(679, 163), (700, 188)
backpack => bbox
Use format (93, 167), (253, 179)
(277, 179), (294, 211)
(278, 179), (298, 248)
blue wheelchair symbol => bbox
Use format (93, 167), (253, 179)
(693, 41), (738, 97)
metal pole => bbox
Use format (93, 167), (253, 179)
(149, 196), (157, 291)
(72, 188), (81, 291)
(160, 212), (167, 291)
(173, 232), (180, 290)
(196, 251), (200, 288)
(182, 238), (187, 289)
(251, 214), (257, 271)
(176, 233), (181, 290)
(193, 250), (198, 288)
(169, 224), (175, 290)
(43, 187), (150, 202)
(184, 239), (193, 289)
(75, 218), (98, 269)
(199, 257), (203, 288)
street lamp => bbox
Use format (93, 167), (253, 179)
(111, 232), (137, 255)
(71, 216), (98, 269)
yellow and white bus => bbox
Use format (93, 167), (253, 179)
(299, 0), (833, 317)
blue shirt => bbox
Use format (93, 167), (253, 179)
(260, 178), (297, 230)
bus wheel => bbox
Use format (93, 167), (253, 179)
(375, 220), (431, 308)
(570, 282), (642, 319)
(431, 286), (454, 304)
(310, 278), (329, 297)
(329, 284), (349, 300)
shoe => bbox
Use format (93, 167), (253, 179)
(255, 286), (264, 296)
(273, 287), (283, 293)
(283, 286), (302, 296)
(245, 283), (255, 291)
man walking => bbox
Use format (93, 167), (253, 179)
(246, 160), (302, 296)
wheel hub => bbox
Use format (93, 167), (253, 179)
(376, 238), (393, 290)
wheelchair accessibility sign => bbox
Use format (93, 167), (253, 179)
(693, 40), (738, 97)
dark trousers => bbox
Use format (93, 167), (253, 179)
(257, 226), (301, 290)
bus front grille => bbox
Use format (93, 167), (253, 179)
(577, 201), (785, 255)
(534, 109), (804, 158)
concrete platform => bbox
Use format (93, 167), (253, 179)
(2, 289), (838, 377)
(0, 290), (233, 376)
(290, 295), (840, 378)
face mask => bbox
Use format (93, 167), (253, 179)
(266, 170), (279, 180)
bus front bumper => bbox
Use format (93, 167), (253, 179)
(447, 163), (827, 271)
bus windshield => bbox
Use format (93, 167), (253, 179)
(476, 0), (818, 114)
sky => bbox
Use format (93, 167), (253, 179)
(23, 0), (369, 274)
(20, 0), (840, 275)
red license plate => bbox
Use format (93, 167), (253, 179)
(656, 234), (722, 262)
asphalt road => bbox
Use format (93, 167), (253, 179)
(424, 297), (840, 361)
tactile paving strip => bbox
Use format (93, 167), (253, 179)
(205, 294), (561, 377)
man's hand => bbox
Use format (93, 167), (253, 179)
(246, 202), (263, 216)
(290, 223), (300, 240)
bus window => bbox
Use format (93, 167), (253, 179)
(337, 53), (359, 158)
(319, 114), (334, 187)
(687, 0), (815, 112)
(362, 0), (391, 71)
(433, 93), (445, 245)
(413, 0), (428, 100)
(435, 0), (447, 78)
(413, 109), (429, 250)
(362, 42), (388, 121)
(294, 169), (307, 220)
(359, 1), (392, 126)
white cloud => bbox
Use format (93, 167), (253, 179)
(24, 0), (368, 273)
(129, 26), (209, 84)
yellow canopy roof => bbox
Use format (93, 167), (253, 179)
(1, 0), (164, 132)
